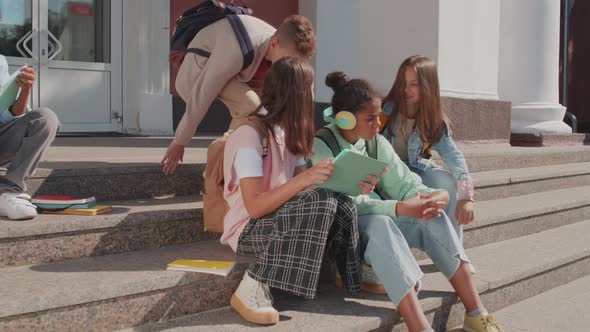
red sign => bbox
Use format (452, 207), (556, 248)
(69, 3), (94, 16)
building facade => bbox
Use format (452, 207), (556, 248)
(0, 0), (577, 138)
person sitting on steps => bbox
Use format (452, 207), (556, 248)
(0, 55), (60, 220)
(309, 71), (503, 332)
(223, 58), (378, 326)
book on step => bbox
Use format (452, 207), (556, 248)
(317, 149), (389, 196)
(0, 70), (21, 116)
(167, 259), (235, 277)
(39, 205), (112, 216)
(34, 201), (97, 210)
(31, 195), (96, 205)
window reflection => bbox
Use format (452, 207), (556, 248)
(0, 1), (33, 58)
(49, 0), (110, 63)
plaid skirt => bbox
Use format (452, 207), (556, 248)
(237, 188), (362, 299)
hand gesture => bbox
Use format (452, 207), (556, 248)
(161, 143), (185, 175)
(456, 199), (475, 225)
(397, 192), (444, 221)
(297, 158), (334, 188)
(417, 191), (448, 220)
(358, 167), (388, 195)
(17, 65), (35, 89)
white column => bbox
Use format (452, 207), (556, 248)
(358, 1), (438, 97)
(122, 0), (173, 135)
(499, 0), (571, 134)
(312, 0), (361, 103)
(437, 0), (501, 100)
(308, 0), (439, 100)
(308, 0), (500, 102)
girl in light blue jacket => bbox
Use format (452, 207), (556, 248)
(382, 55), (475, 243)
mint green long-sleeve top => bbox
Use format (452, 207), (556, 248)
(310, 124), (435, 218)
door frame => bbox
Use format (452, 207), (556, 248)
(4, 0), (123, 133)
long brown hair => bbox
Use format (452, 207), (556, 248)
(382, 55), (450, 144)
(255, 56), (315, 157)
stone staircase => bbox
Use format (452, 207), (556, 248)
(1, 140), (590, 331)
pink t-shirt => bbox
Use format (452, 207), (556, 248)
(220, 124), (304, 252)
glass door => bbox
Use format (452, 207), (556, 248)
(0, 1), (39, 106)
(0, 0), (122, 132)
(40, 0), (122, 132)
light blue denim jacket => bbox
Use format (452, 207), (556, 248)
(382, 102), (474, 200)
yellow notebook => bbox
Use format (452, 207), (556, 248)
(167, 259), (235, 276)
(40, 205), (113, 216)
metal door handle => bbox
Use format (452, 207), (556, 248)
(15, 30), (32, 58)
(21, 29), (39, 64)
(46, 30), (63, 61)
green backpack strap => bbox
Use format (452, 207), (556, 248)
(313, 127), (388, 200)
(315, 127), (342, 157)
(365, 137), (389, 200)
(307, 127), (341, 168)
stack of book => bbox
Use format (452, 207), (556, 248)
(31, 195), (112, 216)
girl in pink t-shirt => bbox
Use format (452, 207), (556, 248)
(223, 57), (368, 326)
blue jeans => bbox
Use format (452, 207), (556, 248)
(412, 167), (463, 241)
(358, 213), (468, 306)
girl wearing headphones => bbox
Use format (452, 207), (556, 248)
(382, 55), (475, 246)
(309, 71), (502, 332)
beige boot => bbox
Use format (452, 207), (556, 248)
(230, 272), (279, 325)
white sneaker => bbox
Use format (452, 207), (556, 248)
(230, 272), (279, 325)
(0, 193), (37, 220)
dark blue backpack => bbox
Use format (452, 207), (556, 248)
(169, 0), (254, 95)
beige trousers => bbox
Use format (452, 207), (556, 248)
(218, 78), (261, 130)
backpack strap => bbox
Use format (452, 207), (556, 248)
(315, 126), (388, 199)
(315, 127), (342, 157)
(231, 116), (269, 157)
(226, 15), (255, 70)
(364, 137), (388, 200)
(185, 48), (211, 58)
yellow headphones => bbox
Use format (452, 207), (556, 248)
(323, 107), (357, 130)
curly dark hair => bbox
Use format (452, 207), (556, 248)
(325, 71), (380, 115)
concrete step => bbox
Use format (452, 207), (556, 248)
(19, 138), (590, 201)
(463, 274), (590, 332)
(0, 196), (217, 267)
(448, 144), (590, 172)
(18, 136), (212, 202)
(22, 164), (204, 202)
(4, 185), (590, 268)
(25, 158), (590, 204)
(419, 185), (590, 260)
(0, 240), (252, 332)
(117, 219), (590, 332)
(510, 132), (590, 147)
(473, 161), (590, 200)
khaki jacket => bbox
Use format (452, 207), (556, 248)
(174, 15), (275, 146)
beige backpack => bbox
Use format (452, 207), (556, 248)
(203, 117), (269, 232)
